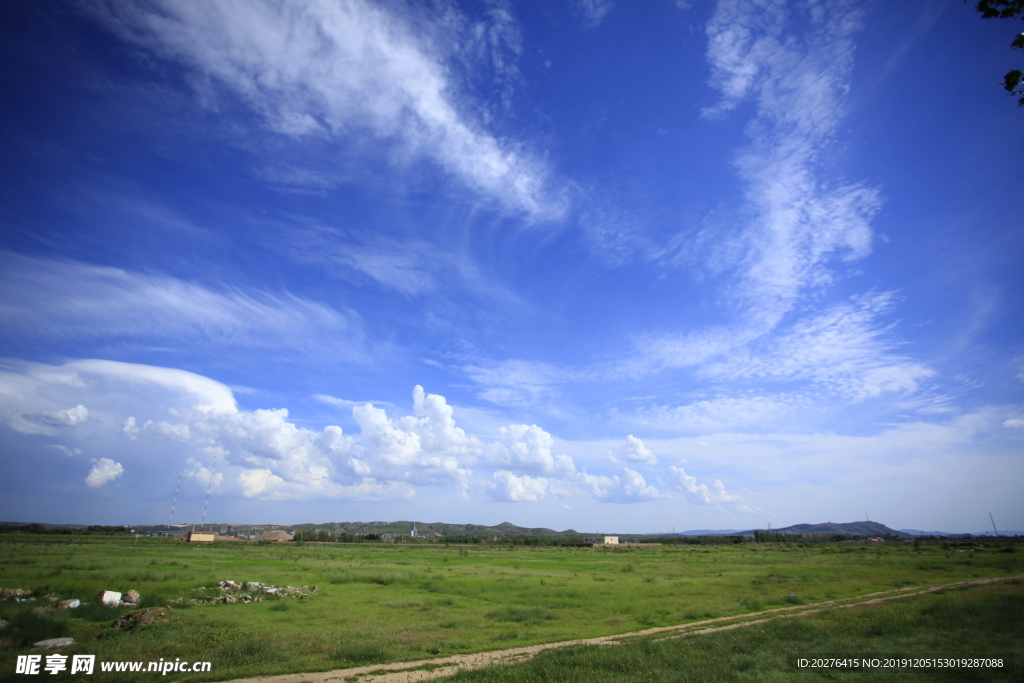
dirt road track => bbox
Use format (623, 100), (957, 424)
(224, 573), (1024, 683)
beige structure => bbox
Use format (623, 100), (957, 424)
(187, 531), (216, 543)
(584, 536), (619, 545)
(254, 530), (294, 542)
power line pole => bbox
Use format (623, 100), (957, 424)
(989, 512), (999, 537)
(168, 470), (182, 527)
(200, 453), (219, 531)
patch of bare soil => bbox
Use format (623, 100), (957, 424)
(221, 573), (1024, 683)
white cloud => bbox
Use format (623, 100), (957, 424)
(572, 0), (614, 29)
(702, 294), (934, 399)
(3, 402), (91, 437)
(122, 417), (139, 439)
(623, 435), (657, 464)
(578, 467), (662, 503)
(492, 424), (575, 475)
(0, 364), (578, 502)
(0, 253), (362, 359)
(489, 470), (550, 502)
(85, 458), (124, 488)
(702, 0), (879, 322)
(1004, 418), (1024, 429)
(629, 395), (797, 433)
(668, 465), (749, 511)
(628, 293), (934, 417)
(89, 0), (565, 220)
(40, 404), (89, 426)
(463, 359), (565, 407)
(45, 444), (82, 457)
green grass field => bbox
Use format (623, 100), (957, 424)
(0, 535), (1021, 681)
(445, 581), (1024, 682)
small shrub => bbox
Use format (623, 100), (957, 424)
(485, 606), (557, 624)
(739, 597), (763, 611)
(332, 642), (393, 665)
(268, 601), (290, 612)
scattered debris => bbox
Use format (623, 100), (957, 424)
(113, 610), (155, 631)
(0, 618), (7, 630)
(33, 638), (75, 649)
(2, 588), (31, 598)
(188, 581), (300, 605)
(56, 599), (81, 610)
(96, 590), (122, 605)
(123, 589), (141, 605)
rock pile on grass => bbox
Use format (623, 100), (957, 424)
(189, 580), (317, 605)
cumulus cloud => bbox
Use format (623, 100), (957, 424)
(579, 467), (661, 503)
(623, 435), (657, 464)
(88, 0), (565, 220)
(489, 470), (550, 502)
(492, 424), (575, 475)
(40, 405), (89, 426)
(0, 361), (583, 502)
(667, 465), (749, 510)
(1004, 418), (1024, 429)
(85, 458), (123, 488)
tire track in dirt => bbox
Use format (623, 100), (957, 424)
(223, 573), (1024, 683)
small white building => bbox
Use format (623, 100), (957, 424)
(584, 536), (619, 545)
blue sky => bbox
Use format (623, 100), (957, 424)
(1, 0), (1021, 534)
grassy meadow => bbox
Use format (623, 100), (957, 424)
(0, 535), (1021, 681)
(446, 580), (1024, 682)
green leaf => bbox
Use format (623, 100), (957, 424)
(1002, 69), (1023, 92)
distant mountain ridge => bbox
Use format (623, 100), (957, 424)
(12, 520), (1018, 538)
(736, 521), (911, 538)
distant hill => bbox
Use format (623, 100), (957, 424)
(287, 520), (581, 538)
(737, 521), (912, 538)
(900, 528), (1024, 537)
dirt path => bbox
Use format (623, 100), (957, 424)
(223, 573), (1024, 683)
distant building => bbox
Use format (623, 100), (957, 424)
(584, 536), (619, 545)
(186, 531), (215, 543)
(410, 522), (418, 538)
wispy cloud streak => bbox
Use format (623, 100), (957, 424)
(704, 0), (878, 324)
(88, 0), (566, 220)
(0, 253), (362, 357)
